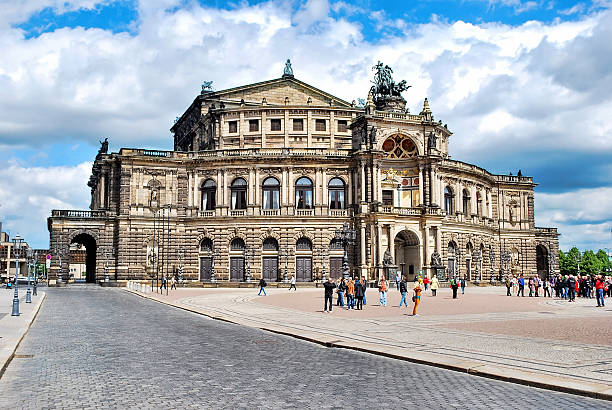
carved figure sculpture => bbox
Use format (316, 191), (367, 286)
(383, 248), (394, 266)
(283, 59), (293, 76)
(431, 251), (442, 267)
(98, 138), (108, 154)
(370, 61), (410, 98)
(427, 132), (437, 149)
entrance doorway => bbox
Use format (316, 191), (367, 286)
(70, 233), (97, 283)
(296, 257), (312, 282)
(262, 257), (278, 282)
(394, 230), (420, 281)
(536, 245), (549, 280)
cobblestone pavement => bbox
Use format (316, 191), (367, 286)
(0, 287), (610, 409)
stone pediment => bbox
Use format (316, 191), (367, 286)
(208, 77), (353, 108)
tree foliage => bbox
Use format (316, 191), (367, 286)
(558, 248), (611, 276)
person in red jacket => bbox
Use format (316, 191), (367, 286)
(595, 275), (606, 307)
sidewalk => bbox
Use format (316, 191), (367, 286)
(124, 285), (612, 400)
(0, 286), (46, 376)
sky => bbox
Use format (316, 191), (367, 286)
(0, 0), (611, 252)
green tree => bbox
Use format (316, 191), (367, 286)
(580, 250), (602, 276)
(560, 247), (580, 275)
(596, 249), (612, 275)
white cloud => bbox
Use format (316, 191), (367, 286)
(0, 162), (91, 248)
(0, 1), (611, 250)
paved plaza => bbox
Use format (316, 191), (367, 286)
(0, 286), (610, 409)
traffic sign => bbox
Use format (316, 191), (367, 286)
(46, 254), (51, 260)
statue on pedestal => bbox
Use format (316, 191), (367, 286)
(383, 248), (394, 266)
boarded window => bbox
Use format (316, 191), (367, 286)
(228, 121), (238, 133)
(270, 119), (281, 131)
(382, 190), (393, 206)
(249, 119), (259, 132)
(293, 119), (304, 131)
(337, 120), (347, 132)
(315, 119), (326, 131)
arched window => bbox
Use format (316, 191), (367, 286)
(328, 178), (346, 209)
(262, 177), (280, 210)
(231, 238), (245, 251)
(201, 179), (216, 210)
(231, 178), (247, 210)
(462, 189), (470, 215)
(444, 187), (454, 213)
(476, 192), (482, 217)
(263, 237), (279, 251)
(200, 238), (213, 253)
(296, 237), (312, 251)
(295, 177), (313, 209)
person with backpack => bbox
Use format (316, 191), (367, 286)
(505, 275), (512, 296)
(354, 277), (365, 310)
(460, 277), (466, 295)
(450, 276), (459, 299)
(258, 277), (267, 296)
(323, 276), (336, 312)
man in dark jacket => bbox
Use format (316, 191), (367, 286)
(323, 277), (337, 312)
(399, 277), (408, 307)
(354, 278), (365, 310)
(568, 275), (576, 302)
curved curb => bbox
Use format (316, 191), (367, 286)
(121, 288), (611, 401)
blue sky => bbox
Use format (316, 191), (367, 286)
(1, 0), (611, 251)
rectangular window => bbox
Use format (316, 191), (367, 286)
(249, 119), (259, 132)
(228, 121), (238, 133)
(337, 120), (347, 132)
(270, 119), (281, 131)
(382, 190), (393, 206)
(315, 119), (326, 131)
(293, 119), (304, 131)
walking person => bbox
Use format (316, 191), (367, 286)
(362, 276), (367, 305)
(378, 276), (388, 306)
(399, 276), (408, 307)
(512, 275), (518, 296)
(395, 271), (401, 290)
(323, 276), (336, 313)
(528, 276), (534, 297)
(595, 275), (606, 307)
(258, 277), (267, 296)
(423, 276), (429, 291)
(170, 273), (177, 290)
(543, 277), (551, 298)
(412, 282), (422, 316)
(431, 275), (439, 296)
(460, 277), (466, 295)
(355, 277), (365, 310)
(160, 273), (167, 292)
(289, 275), (297, 291)
(336, 278), (345, 307)
(517, 274), (525, 297)
(535, 276), (540, 297)
(450, 276), (459, 299)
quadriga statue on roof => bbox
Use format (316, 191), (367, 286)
(370, 61), (410, 99)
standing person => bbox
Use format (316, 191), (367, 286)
(430, 275), (439, 297)
(567, 275), (576, 302)
(170, 273), (177, 290)
(450, 276), (459, 299)
(160, 273), (167, 292)
(412, 282), (422, 316)
(543, 277), (551, 298)
(323, 276), (336, 313)
(395, 271), (401, 290)
(346, 277), (355, 310)
(512, 275), (518, 296)
(535, 276), (540, 297)
(423, 276), (430, 291)
(378, 277), (388, 307)
(362, 276), (367, 305)
(355, 277), (365, 310)
(505, 275), (512, 296)
(289, 275), (297, 291)
(258, 277), (267, 296)
(336, 278), (345, 307)
(528, 276), (534, 297)
(595, 275), (606, 307)
(562, 275), (569, 299)
(460, 277), (466, 295)
(399, 276), (408, 307)
(517, 274), (525, 297)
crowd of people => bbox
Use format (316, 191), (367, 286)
(504, 273), (609, 306)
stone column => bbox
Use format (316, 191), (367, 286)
(288, 169), (294, 208)
(388, 225), (395, 260)
(239, 112), (245, 149)
(360, 162), (366, 203)
(376, 224), (383, 269)
(261, 110), (266, 148)
(254, 168), (260, 206)
(330, 110), (335, 148)
(360, 225), (366, 268)
(322, 169), (327, 211)
(375, 164), (382, 203)
(455, 181), (461, 214)
(281, 168), (288, 206)
(284, 110), (289, 147)
(418, 165), (424, 206)
(307, 110), (312, 147)
(248, 169), (255, 208)
(423, 225), (430, 276)
(187, 171), (193, 208)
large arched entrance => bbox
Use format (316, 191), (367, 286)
(394, 230), (420, 281)
(536, 245), (549, 280)
(71, 233), (97, 283)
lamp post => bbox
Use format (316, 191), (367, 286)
(280, 245), (294, 283)
(472, 248), (482, 283)
(244, 245), (254, 283)
(500, 250), (511, 282)
(176, 248), (184, 284)
(209, 246), (217, 283)
(104, 247), (110, 283)
(25, 248), (33, 303)
(489, 248), (496, 284)
(314, 244), (329, 282)
(335, 221), (356, 280)
(455, 247), (461, 279)
(11, 235), (24, 316)
(33, 251), (38, 296)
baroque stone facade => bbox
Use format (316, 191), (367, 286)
(47, 64), (559, 283)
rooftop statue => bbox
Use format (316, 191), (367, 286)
(370, 61), (410, 99)
(201, 81), (214, 94)
(283, 59), (294, 77)
(98, 138), (108, 155)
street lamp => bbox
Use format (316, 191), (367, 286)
(32, 251), (38, 296)
(11, 235), (24, 316)
(25, 248), (33, 303)
(455, 247), (461, 279)
(314, 243), (329, 282)
(280, 245), (294, 283)
(176, 248), (184, 284)
(335, 221), (356, 279)
(209, 246), (217, 283)
(472, 248), (482, 283)
(500, 250), (511, 282)
(489, 248), (496, 284)
(104, 247), (110, 283)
